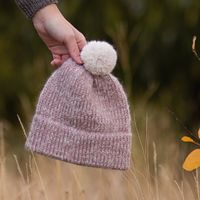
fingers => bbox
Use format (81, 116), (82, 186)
(72, 28), (87, 50)
(65, 21), (87, 51)
(48, 25), (87, 66)
(51, 53), (70, 67)
(77, 34), (87, 51)
(61, 54), (70, 62)
(51, 34), (85, 67)
(51, 59), (62, 67)
(50, 54), (62, 67)
(49, 45), (69, 55)
(63, 33), (83, 64)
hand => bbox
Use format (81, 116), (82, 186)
(32, 4), (87, 67)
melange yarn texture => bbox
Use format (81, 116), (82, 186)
(15, 0), (58, 19)
(25, 41), (132, 170)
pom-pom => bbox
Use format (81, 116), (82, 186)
(80, 41), (117, 75)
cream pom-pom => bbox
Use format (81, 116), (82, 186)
(80, 41), (117, 75)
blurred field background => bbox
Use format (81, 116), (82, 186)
(0, 0), (200, 199)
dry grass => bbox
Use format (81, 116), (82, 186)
(0, 106), (199, 200)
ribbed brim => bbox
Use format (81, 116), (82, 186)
(25, 115), (132, 170)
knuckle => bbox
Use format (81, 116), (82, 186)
(80, 33), (85, 40)
(79, 34), (86, 42)
(65, 32), (75, 42)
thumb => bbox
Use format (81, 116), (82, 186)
(63, 34), (82, 64)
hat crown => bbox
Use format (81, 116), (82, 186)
(36, 59), (131, 133)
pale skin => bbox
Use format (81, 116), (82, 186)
(32, 4), (87, 67)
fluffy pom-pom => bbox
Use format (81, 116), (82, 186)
(80, 41), (117, 75)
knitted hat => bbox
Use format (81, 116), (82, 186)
(25, 41), (132, 170)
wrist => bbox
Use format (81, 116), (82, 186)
(32, 4), (60, 25)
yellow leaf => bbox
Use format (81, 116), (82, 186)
(183, 149), (200, 171)
(198, 128), (200, 139)
(181, 136), (196, 144)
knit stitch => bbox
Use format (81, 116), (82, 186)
(15, 0), (58, 19)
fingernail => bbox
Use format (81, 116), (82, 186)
(51, 61), (55, 66)
(77, 56), (83, 64)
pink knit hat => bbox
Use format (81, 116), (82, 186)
(25, 41), (132, 170)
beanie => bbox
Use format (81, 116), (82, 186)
(25, 41), (132, 170)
